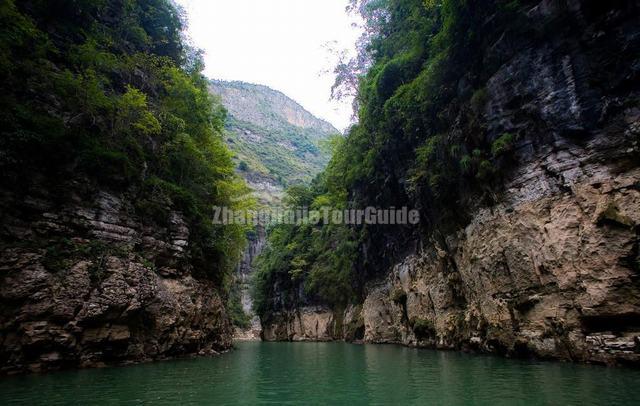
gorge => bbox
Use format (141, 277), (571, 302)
(0, 0), (639, 402)
(209, 80), (339, 339)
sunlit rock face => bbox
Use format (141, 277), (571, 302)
(261, 306), (336, 342)
(361, 136), (640, 364)
(360, 0), (640, 364)
(210, 81), (336, 135)
(261, 0), (640, 365)
(0, 187), (232, 374)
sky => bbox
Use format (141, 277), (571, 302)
(175, 0), (362, 131)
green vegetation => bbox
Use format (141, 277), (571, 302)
(227, 282), (252, 329)
(254, 0), (525, 316)
(491, 132), (516, 156)
(210, 81), (339, 205)
(253, 147), (359, 314)
(224, 116), (330, 186)
(0, 0), (251, 283)
(412, 318), (436, 339)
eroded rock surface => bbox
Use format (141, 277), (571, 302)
(233, 226), (265, 341)
(360, 138), (640, 364)
(262, 306), (337, 342)
(260, 0), (640, 366)
(0, 186), (232, 374)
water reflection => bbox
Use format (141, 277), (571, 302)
(0, 341), (638, 405)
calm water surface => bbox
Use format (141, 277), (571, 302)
(1, 341), (639, 405)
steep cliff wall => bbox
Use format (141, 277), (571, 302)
(0, 0), (246, 374)
(260, 0), (640, 365)
(358, 122), (640, 365)
(210, 81), (339, 336)
(0, 181), (233, 374)
(233, 226), (265, 340)
(356, 0), (640, 364)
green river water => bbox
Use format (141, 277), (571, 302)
(1, 341), (639, 405)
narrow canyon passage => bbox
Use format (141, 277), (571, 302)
(1, 0), (639, 404)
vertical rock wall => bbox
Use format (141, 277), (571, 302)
(0, 182), (233, 374)
(260, 0), (640, 366)
(232, 225), (264, 340)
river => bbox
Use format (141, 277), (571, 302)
(1, 341), (639, 405)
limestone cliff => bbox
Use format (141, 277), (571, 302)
(357, 121), (640, 365)
(0, 181), (233, 374)
(260, 0), (640, 366)
(233, 226), (265, 340)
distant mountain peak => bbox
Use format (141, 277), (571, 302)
(210, 80), (338, 135)
(209, 79), (338, 205)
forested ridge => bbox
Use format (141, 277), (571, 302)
(210, 80), (338, 205)
(0, 0), (251, 283)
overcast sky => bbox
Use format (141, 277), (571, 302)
(175, 0), (361, 131)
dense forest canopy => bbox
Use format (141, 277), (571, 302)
(0, 0), (251, 284)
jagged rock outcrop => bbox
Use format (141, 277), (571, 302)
(0, 182), (233, 374)
(359, 124), (640, 364)
(260, 0), (640, 366)
(262, 306), (336, 342)
(261, 304), (365, 342)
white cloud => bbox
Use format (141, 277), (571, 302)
(175, 0), (362, 131)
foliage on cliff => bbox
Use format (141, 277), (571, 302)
(254, 0), (530, 312)
(0, 0), (251, 282)
(253, 158), (359, 314)
(210, 81), (339, 195)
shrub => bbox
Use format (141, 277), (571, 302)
(491, 132), (515, 156)
(412, 318), (436, 340)
(477, 159), (495, 180)
(227, 283), (252, 329)
(470, 87), (488, 112)
(460, 155), (472, 173)
(78, 147), (138, 187)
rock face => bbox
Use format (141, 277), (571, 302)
(261, 0), (640, 365)
(210, 81), (336, 135)
(262, 306), (337, 342)
(262, 304), (365, 342)
(357, 128), (640, 364)
(0, 183), (232, 374)
(264, 154), (640, 360)
(233, 226), (265, 341)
